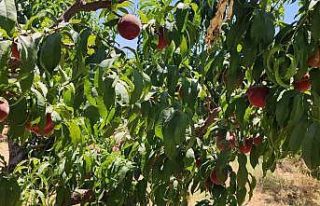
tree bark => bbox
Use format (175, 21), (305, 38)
(3, 126), (26, 172)
(60, 0), (127, 22)
(7, 139), (26, 172)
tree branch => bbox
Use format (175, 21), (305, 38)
(60, 0), (127, 22)
(195, 107), (221, 138)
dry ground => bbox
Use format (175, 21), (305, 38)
(189, 157), (320, 206)
(1, 141), (320, 206)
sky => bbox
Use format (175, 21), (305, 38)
(116, 1), (300, 51)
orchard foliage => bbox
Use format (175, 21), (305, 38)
(0, 0), (320, 205)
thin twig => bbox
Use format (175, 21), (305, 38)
(195, 107), (221, 137)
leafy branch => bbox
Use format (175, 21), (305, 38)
(60, 0), (127, 22)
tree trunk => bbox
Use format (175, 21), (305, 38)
(8, 138), (26, 172)
(2, 126), (26, 172)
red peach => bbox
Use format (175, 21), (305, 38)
(239, 138), (253, 154)
(294, 74), (311, 92)
(26, 113), (55, 136)
(0, 98), (10, 122)
(307, 48), (320, 68)
(157, 28), (168, 50)
(253, 136), (263, 145)
(247, 86), (269, 108)
(117, 14), (142, 40)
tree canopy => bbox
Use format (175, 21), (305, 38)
(0, 0), (320, 205)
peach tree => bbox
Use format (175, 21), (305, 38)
(0, 0), (320, 205)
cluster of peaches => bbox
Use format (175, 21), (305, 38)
(118, 14), (320, 109)
(247, 49), (320, 108)
(1, 44), (55, 137)
(3, 13), (320, 141)
(194, 131), (264, 187)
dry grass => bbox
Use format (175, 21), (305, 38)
(247, 158), (320, 206)
(188, 157), (320, 206)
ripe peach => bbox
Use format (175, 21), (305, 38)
(43, 113), (54, 135)
(294, 74), (311, 92)
(210, 168), (228, 185)
(307, 48), (320, 68)
(26, 113), (55, 136)
(247, 86), (269, 108)
(11, 42), (20, 60)
(239, 138), (253, 154)
(117, 14), (142, 40)
(210, 169), (222, 185)
(253, 136), (263, 145)
(157, 28), (168, 50)
(0, 98), (10, 122)
(195, 158), (201, 168)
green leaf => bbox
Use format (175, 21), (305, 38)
(234, 97), (249, 125)
(162, 109), (189, 160)
(184, 148), (195, 169)
(165, 110), (189, 145)
(311, 91), (320, 121)
(250, 146), (260, 168)
(302, 123), (318, 169)
(0, 0), (17, 36)
(0, 41), (10, 85)
(68, 121), (82, 145)
(19, 35), (36, 72)
(226, 53), (240, 92)
(20, 72), (34, 94)
(56, 186), (71, 206)
(237, 154), (248, 188)
(181, 78), (198, 107)
(8, 97), (28, 126)
(175, 5), (189, 32)
(310, 4), (320, 41)
(236, 187), (247, 206)
(39, 32), (62, 73)
(250, 10), (274, 45)
(310, 69), (320, 95)
(248, 174), (257, 200)
(62, 84), (75, 107)
(130, 70), (144, 104)
(275, 93), (291, 127)
(103, 77), (116, 109)
(115, 80), (130, 106)
(96, 96), (108, 118)
(293, 29), (309, 70)
(180, 35), (188, 57)
(288, 94), (304, 126)
(0, 176), (21, 206)
(289, 120), (308, 152)
(84, 78), (97, 106)
(8, 124), (25, 138)
(155, 108), (174, 139)
(167, 65), (179, 96)
(30, 89), (46, 126)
